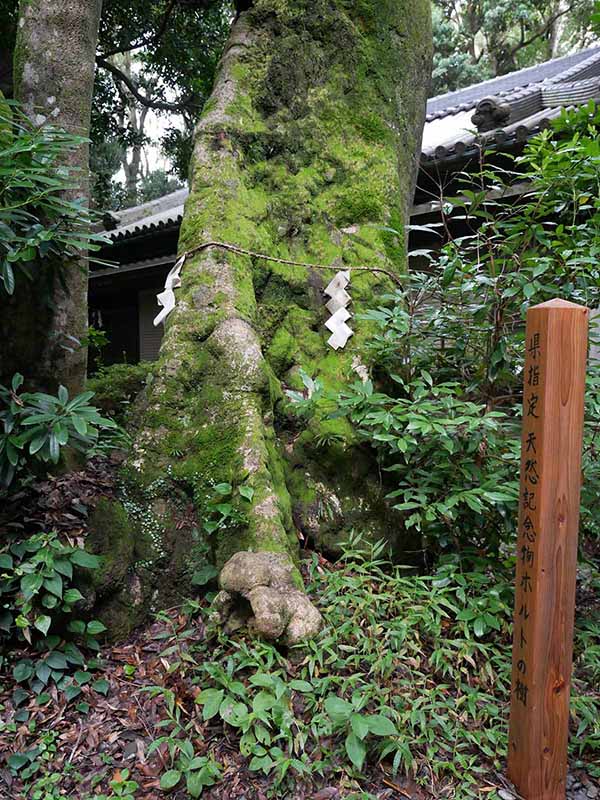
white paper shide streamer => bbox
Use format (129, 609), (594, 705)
(153, 254), (186, 326)
(324, 270), (353, 350)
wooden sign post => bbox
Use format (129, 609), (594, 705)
(508, 299), (588, 800)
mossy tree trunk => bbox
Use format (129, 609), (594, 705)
(2, 0), (102, 394)
(126, 0), (432, 642)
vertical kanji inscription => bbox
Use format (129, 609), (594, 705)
(508, 299), (588, 800)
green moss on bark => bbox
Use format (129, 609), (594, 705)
(86, 499), (135, 593)
(81, 498), (141, 641)
(129, 0), (432, 611)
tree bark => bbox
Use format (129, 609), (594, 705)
(115, 52), (152, 206)
(5, 0), (102, 394)
(117, 0), (431, 642)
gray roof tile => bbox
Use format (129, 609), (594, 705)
(426, 46), (600, 120)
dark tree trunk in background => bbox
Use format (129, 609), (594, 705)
(88, 0), (431, 644)
(115, 52), (152, 206)
(3, 0), (102, 394)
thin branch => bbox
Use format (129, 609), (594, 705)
(509, 3), (574, 57)
(96, 56), (194, 112)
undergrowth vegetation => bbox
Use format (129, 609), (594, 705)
(87, 362), (154, 428)
(0, 530), (110, 700)
(0, 373), (121, 487)
(139, 539), (600, 799)
(291, 100), (600, 559)
(2, 539), (598, 798)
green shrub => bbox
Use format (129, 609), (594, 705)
(0, 104), (107, 296)
(289, 101), (600, 555)
(0, 531), (104, 651)
(296, 365), (519, 554)
(0, 530), (110, 703)
(0, 373), (120, 487)
(87, 362), (153, 427)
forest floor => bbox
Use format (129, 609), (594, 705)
(2, 599), (599, 800)
(1, 459), (599, 800)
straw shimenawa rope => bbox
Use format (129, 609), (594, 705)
(179, 240), (405, 287)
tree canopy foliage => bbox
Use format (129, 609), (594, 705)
(93, 0), (232, 197)
(432, 0), (597, 94)
(0, 0), (232, 207)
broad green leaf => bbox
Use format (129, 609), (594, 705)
(33, 615), (51, 636)
(35, 661), (51, 685)
(249, 673), (275, 689)
(324, 695), (353, 723)
(20, 572), (43, 600)
(197, 688), (224, 720)
(289, 680), (313, 693)
(43, 573), (63, 598)
(191, 565), (218, 586)
(186, 770), (205, 798)
(219, 700), (249, 727)
(45, 651), (67, 670)
(63, 642), (85, 665)
(252, 691), (276, 714)
(239, 485), (254, 501)
(72, 414), (87, 436)
(70, 549), (101, 569)
(0, 553), (13, 569)
(54, 558), (73, 578)
(350, 713), (370, 740)
(249, 755), (274, 774)
(8, 753), (29, 771)
(188, 757), (208, 770)
(1, 261), (14, 295)
(48, 433), (60, 463)
(160, 769), (182, 790)
(345, 731), (366, 770)
(64, 684), (81, 701)
(86, 620), (107, 635)
(63, 588), (84, 604)
(92, 678), (110, 695)
(367, 714), (398, 737)
(67, 619), (86, 634)
(13, 660), (34, 683)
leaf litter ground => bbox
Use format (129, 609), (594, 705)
(0, 460), (598, 800)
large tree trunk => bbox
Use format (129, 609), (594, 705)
(3, 0), (102, 394)
(107, 0), (431, 643)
